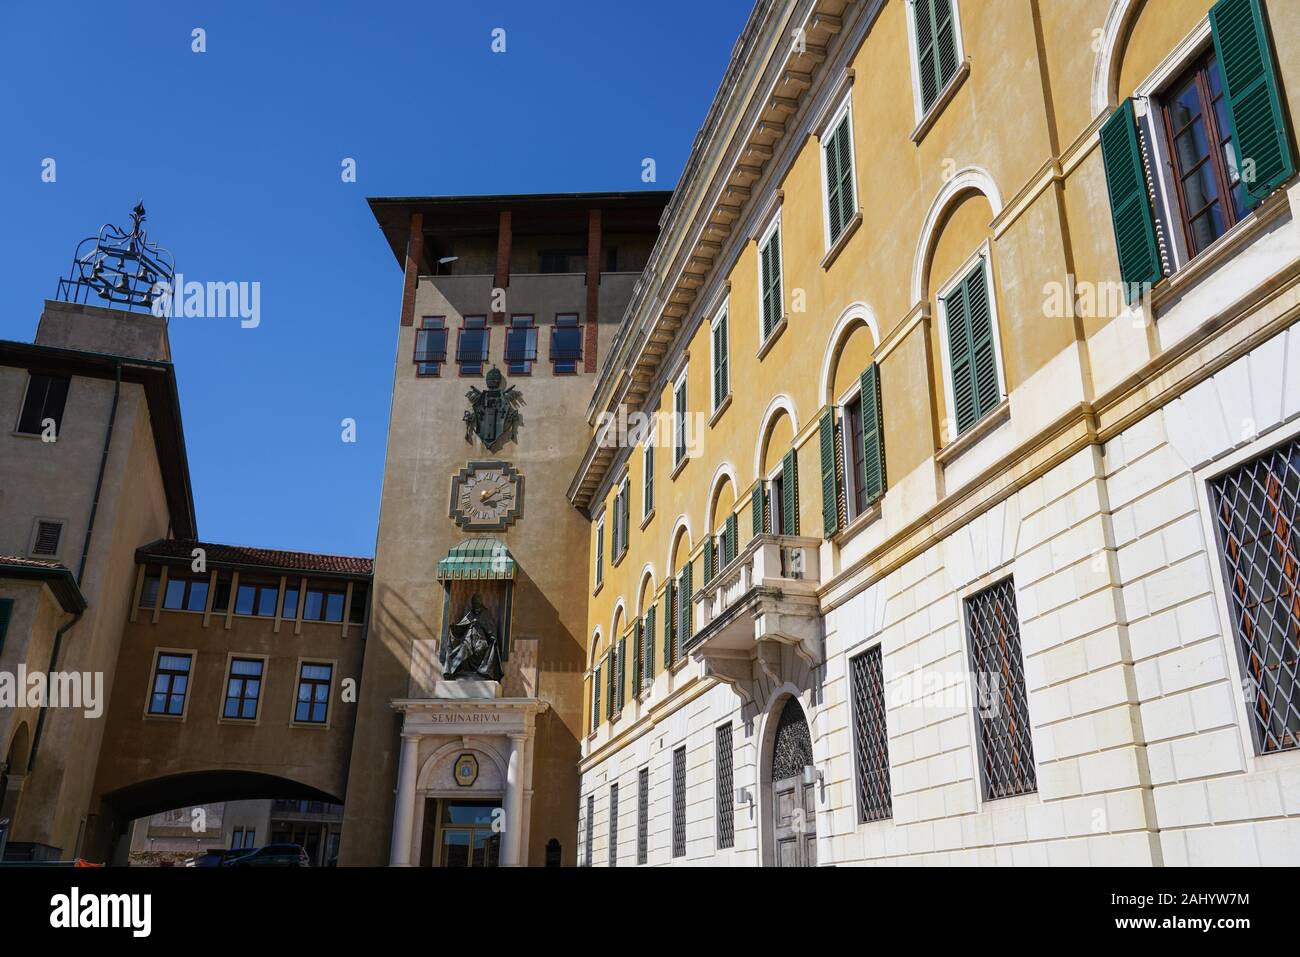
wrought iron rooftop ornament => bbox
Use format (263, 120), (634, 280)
(56, 201), (175, 313)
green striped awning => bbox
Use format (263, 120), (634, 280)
(436, 538), (516, 581)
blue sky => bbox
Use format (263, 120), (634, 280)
(0, 0), (752, 558)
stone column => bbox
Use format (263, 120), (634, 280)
(388, 734), (420, 866)
(501, 733), (526, 866)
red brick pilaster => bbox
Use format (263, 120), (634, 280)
(584, 208), (602, 372)
(399, 212), (424, 327)
(492, 211), (512, 322)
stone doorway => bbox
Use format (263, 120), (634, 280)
(767, 697), (816, 867)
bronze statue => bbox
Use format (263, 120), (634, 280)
(444, 593), (503, 681)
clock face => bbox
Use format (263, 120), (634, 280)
(450, 461), (524, 530)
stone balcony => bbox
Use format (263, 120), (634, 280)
(685, 534), (824, 703)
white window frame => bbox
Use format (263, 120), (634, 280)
(818, 91), (859, 251)
(756, 214), (785, 346)
(934, 241), (1008, 441)
(673, 366), (689, 469)
(904, 0), (968, 127)
(765, 462), (786, 536)
(710, 299), (730, 413)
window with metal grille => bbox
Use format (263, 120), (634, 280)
(671, 746), (686, 858)
(850, 645), (893, 822)
(965, 579), (1037, 799)
(30, 520), (63, 557)
(505, 315), (537, 374)
(414, 316), (447, 376)
(608, 783), (618, 867)
(456, 316), (489, 375)
(1211, 435), (1300, 754)
(551, 314), (582, 374)
(584, 794), (594, 866)
(16, 373), (70, 437)
(715, 723), (735, 849)
(637, 767), (649, 865)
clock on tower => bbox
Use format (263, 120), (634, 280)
(449, 461), (525, 531)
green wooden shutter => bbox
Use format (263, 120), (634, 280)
(860, 362), (887, 504)
(703, 537), (715, 583)
(679, 563), (693, 645)
(605, 656), (613, 719)
(616, 637), (626, 711)
(819, 410), (840, 537)
(825, 125), (844, 240)
(725, 514), (737, 565)
(834, 118), (855, 235)
(663, 581), (675, 667)
(593, 663), (602, 730)
(781, 448), (799, 536)
(751, 483), (765, 537)
(916, 0), (958, 112)
(621, 481), (630, 557)
(0, 598), (12, 653)
(1099, 98), (1162, 301)
(944, 274), (978, 434)
(644, 606), (656, 686)
(966, 264), (1000, 421)
(632, 619), (642, 694)
(761, 229), (782, 337)
(1212, 0), (1295, 205)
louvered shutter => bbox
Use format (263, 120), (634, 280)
(663, 581), (675, 667)
(725, 514), (737, 565)
(679, 563), (693, 646)
(1211, 0), (1295, 205)
(825, 124), (844, 240)
(644, 606), (656, 687)
(616, 637), (626, 712)
(781, 448), (799, 535)
(916, 0), (958, 113)
(1099, 99), (1163, 301)
(761, 230), (782, 337)
(620, 481), (631, 558)
(965, 263), (1000, 421)
(604, 656), (613, 719)
(632, 619), (643, 694)
(834, 118), (855, 235)
(944, 275), (978, 435)
(703, 537), (715, 583)
(752, 484), (765, 537)
(593, 663), (601, 730)
(819, 410), (840, 537)
(860, 362), (887, 504)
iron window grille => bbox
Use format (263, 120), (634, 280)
(505, 315), (538, 374)
(637, 767), (649, 865)
(965, 578), (1037, 800)
(551, 314), (582, 374)
(223, 658), (264, 720)
(294, 662), (333, 724)
(16, 373), (70, 437)
(608, 783), (619, 867)
(584, 794), (594, 866)
(716, 723), (735, 849)
(456, 316), (489, 375)
(672, 746), (687, 858)
(148, 653), (192, 715)
(1210, 434), (1300, 754)
(414, 316), (447, 376)
(850, 645), (893, 822)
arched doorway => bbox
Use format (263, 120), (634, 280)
(766, 696), (816, 867)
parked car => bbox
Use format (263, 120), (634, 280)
(183, 849), (242, 868)
(224, 844), (311, 867)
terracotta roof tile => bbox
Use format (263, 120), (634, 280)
(0, 554), (69, 570)
(136, 539), (372, 577)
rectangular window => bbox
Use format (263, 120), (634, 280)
(965, 579), (1036, 799)
(231, 827), (255, 850)
(672, 746), (686, 858)
(294, 662), (333, 724)
(505, 315), (537, 374)
(348, 584), (369, 625)
(235, 580), (280, 617)
(673, 372), (688, 468)
(715, 723), (735, 850)
(163, 575), (210, 613)
(212, 574), (232, 613)
(414, 316), (447, 376)
(584, 794), (594, 867)
(850, 646), (893, 822)
(637, 767), (649, 865)
(223, 658), (264, 721)
(148, 653), (192, 716)
(1161, 51), (1248, 257)
(711, 309), (730, 411)
(1210, 434), (1300, 754)
(759, 221), (783, 340)
(303, 586), (346, 623)
(823, 111), (856, 244)
(942, 257), (1001, 436)
(643, 444), (654, 518)
(594, 518), (605, 590)
(282, 585), (300, 620)
(845, 395), (867, 518)
(16, 374), (70, 437)
(913, 0), (960, 113)
(550, 314), (582, 374)
(608, 783), (619, 868)
(456, 316), (489, 375)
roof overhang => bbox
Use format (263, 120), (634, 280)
(0, 560), (88, 614)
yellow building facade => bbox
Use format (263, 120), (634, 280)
(574, 0), (1300, 866)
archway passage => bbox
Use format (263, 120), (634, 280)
(87, 770), (343, 865)
(768, 697), (816, 867)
